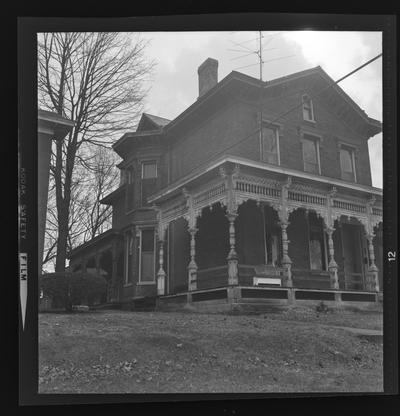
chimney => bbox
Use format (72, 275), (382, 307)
(198, 58), (218, 98)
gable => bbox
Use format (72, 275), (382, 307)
(265, 69), (381, 138)
(136, 113), (170, 132)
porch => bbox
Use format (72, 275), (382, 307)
(150, 159), (383, 302)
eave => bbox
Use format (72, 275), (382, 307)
(100, 185), (126, 205)
(112, 129), (164, 158)
(38, 109), (75, 139)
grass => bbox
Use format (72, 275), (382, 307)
(39, 306), (383, 394)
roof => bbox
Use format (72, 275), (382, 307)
(38, 109), (75, 139)
(68, 229), (122, 258)
(164, 65), (381, 137)
(136, 113), (170, 132)
(143, 113), (170, 128)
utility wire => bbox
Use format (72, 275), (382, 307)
(176, 52), (383, 183)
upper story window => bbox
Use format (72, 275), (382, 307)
(142, 161), (157, 179)
(262, 125), (280, 165)
(141, 160), (158, 206)
(302, 134), (321, 175)
(339, 144), (357, 182)
(120, 165), (134, 186)
(302, 94), (315, 122)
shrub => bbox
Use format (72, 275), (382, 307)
(39, 272), (107, 311)
(315, 301), (330, 314)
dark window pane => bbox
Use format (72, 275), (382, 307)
(340, 147), (354, 180)
(142, 162), (157, 179)
(303, 138), (319, 173)
(140, 252), (155, 281)
(141, 229), (154, 252)
(302, 96), (314, 120)
(262, 127), (278, 164)
(303, 139), (317, 163)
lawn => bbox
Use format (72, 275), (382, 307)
(39, 306), (383, 394)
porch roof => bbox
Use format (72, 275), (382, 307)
(147, 155), (383, 205)
(68, 229), (122, 259)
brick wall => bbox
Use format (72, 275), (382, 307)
(165, 85), (372, 187)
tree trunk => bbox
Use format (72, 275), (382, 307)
(55, 202), (69, 272)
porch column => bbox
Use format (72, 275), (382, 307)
(366, 233), (379, 292)
(188, 227), (198, 291)
(279, 220), (293, 287)
(157, 228), (167, 296)
(325, 226), (339, 290)
(226, 212), (239, 285)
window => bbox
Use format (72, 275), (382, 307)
(340, 145), (356, 182)
(139, 229), (155, 283)
(302, 94), (315, 122)
(126, 165), (135, 212)
(124, 232), (134, 285)
(142, 161), (157, 179)
(302, 134), (320, 174)
(120, 165), (134, 186)
(262, 125), (279, 165)
(141, 160), (158, 206)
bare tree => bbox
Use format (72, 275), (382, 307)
(77, 147), (120, 242)
(38, 32), (153, 272)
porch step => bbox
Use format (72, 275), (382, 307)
(131, 296), (157, 311)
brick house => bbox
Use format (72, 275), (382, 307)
(69, 58), (383, 311)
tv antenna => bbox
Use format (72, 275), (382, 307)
(228, 31), (296, 161)
(229, 31), (295, 82)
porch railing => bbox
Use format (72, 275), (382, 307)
(196, 266), (229, 290)
(292, 268), (331, 289)
(344, 272), (364, 291)
(193, 266), (367, 292)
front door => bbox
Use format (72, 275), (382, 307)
(341, 223), (364, 290)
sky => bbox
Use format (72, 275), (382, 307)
(138, 31), (383, 188)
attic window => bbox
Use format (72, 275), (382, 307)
(302, 94), (315, 122)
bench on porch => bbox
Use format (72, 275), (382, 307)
(238, 264), (285, 287)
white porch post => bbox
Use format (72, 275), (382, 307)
(325, 187), (339, 290)
(325, 226), (339, 290)
(156, 237), (166, 296)
(226, 212), (239, 285)
(224, 166), (239, 286)
(155, 205), (167, 296)
(365, 197), (380, 293)
(366, 233), (379, 292)
(279, 219), (293, 287)
(188, 227), (198, 291)
(182, 189), (199, 291)
(279, 177), (293, 288)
